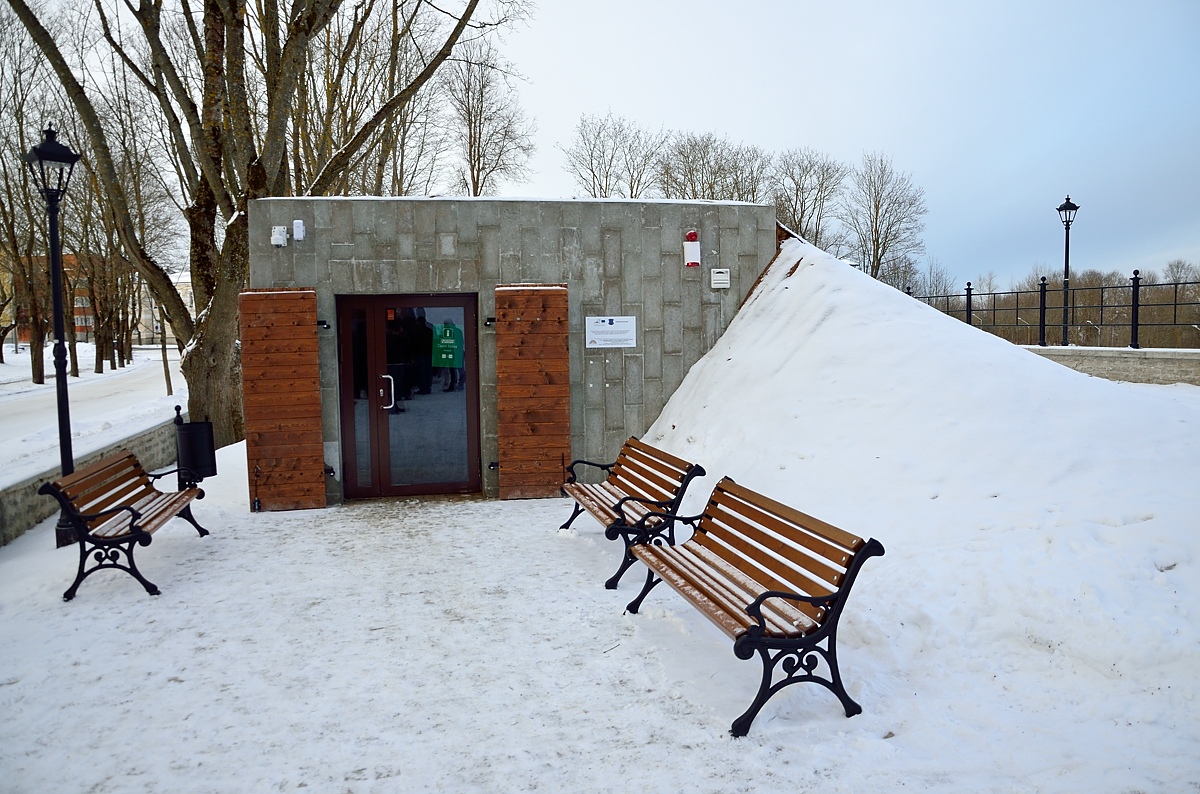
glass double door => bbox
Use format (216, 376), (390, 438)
(337, 294), (481, 498)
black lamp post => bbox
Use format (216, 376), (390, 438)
(25, 126), (80, 547)
(1056, 195), (1079, 346)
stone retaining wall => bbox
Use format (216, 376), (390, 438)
(1026, 346), (1200, 386)
(0, 416), (184, 547)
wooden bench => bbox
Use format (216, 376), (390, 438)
(625, 476), (884, 736)
(39, 450), (211, 601)
(559, 436), (705, 589)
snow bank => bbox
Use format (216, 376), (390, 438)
(643, 237), (1200, 787)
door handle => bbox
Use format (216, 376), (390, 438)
(380, 374), (396, 410)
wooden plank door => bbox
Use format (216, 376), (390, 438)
(239, 289), (326, 510)
(494, 284), (570, 499)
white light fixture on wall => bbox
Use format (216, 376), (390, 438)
(271, 226), (288, 247)
(293, 219), (306, 241)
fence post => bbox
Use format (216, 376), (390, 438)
(1038, 277), (1047, 346)
(1129, 269), (1141, 349)
(965, 282), (973, 326)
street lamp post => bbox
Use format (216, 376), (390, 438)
(1056, 195), (1079, 346)
(25, 126), (80, 547)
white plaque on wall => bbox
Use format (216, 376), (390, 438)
(585, 316), (637, 348)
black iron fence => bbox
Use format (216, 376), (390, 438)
(913, 272), (1200, 349)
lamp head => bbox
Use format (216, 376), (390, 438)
(1056, 195), (1079, 228)
(24, 126), (80, 200)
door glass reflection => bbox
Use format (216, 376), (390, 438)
(350, 307), (371, 487)
(384, 306), (469, 486)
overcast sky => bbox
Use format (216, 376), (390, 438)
(496, 0), (1199, 288)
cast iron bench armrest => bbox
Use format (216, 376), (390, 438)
(632, 507), (704, 529)
(77, 504), (144, 529)
(38, 483), (143, 529)
(148, 466), (208, 495)
(603, 494), (677, 538)
(747, 588), (839, 611)
(628, 508), (702, 544)
(744, 589), (839, 626)
(148, 466), (198, 482)
(562, 457), (615, 486)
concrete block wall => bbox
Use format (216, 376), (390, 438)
(248, 197), (778, 500)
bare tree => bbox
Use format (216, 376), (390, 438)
(0, 260), (14, 362)
(838, 151), (927, 281)
(0, 4), (54, 383)
(559, 112), (619, 198)
(8, 0), (497, 444)
(444, 38), (535, 196)
(1164, 258), (1199, 283)
(772, 147), (849, 253)
(658, 132), (772, 202)
(973, 271), (999, 294)
(910, 256), (957, 297)
(559, 111), (667, 199)
(289, 0), (454, 197)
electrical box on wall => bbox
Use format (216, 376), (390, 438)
(710, 268), (731, 289)
(271, 226), (288, 247)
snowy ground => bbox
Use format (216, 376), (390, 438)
(0, 342), (184, 489)
(1, 239), (1198, 792)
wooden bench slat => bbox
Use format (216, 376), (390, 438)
(638, 542), (816, 638)
(614, 446), (692, 494)
(75, 479), (158, 526)
(693, 521), (832, 608)
(687, 544), (821, 633)
(623, 436), (695, 473)
(565, 481), (663, 529)
(718, 478), (865, 552)
(700, 502), (848, 594)
(710, 487), (855, 570)
(633, 544), (753, 639)
(669, 546), (798, 636)
(89, 490), (199, 539)
(59, 453), (147, 492)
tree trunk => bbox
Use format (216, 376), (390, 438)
(65, 282), (79, 378)
(158, 304), (173, 396)
(29, 322), (46, 384)
(180, 283), (243, 448)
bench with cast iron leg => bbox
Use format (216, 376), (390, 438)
(39, 450), (211, 601)
(625, 476), (884, 736)
(559, 436), (705, 588)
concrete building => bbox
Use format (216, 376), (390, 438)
(245, 197), (777, 507)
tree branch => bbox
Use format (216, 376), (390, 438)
(305, 0), (479, 196)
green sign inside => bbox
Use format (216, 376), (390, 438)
(433, 322), (463, 368)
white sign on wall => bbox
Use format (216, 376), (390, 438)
(585, 316), (637, 348)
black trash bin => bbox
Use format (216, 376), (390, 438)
(174, 405), (217, 490)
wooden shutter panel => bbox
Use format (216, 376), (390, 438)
(494, 284), (570, 499)
(239, 289), (326, 510)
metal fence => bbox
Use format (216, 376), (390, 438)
(913, 272), (1200, 349)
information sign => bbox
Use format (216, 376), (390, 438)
(585, 316), (637, 348)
